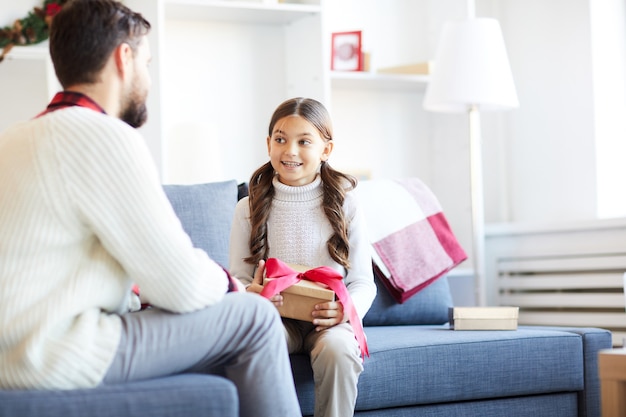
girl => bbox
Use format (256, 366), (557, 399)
(229, 97), (376, 417)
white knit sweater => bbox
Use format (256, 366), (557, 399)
(229, 176), (376, 319)
(0, 107), (229, 389)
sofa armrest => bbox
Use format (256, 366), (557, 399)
(522, 326), (612, 417)
(0, 374), (238, 417)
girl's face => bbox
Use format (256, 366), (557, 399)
(267, 115), (333, 187)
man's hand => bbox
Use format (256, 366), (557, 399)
(311, 301), (346, 331)
(246, 259), (283, 307)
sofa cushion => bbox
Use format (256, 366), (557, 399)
(356, 326), (584, 411)
(291, 326), (587, 416)
(0, 374), (238, 417)
(350, 393), (579, 417)
(363, 274), (453, 326)
(163, 180), (238, 268)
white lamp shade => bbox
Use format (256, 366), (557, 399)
(423, 18), (519, 113)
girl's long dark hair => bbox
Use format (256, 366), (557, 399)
(245, 98), (357, 269)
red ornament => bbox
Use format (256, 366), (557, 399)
(45, 3), (62, 17)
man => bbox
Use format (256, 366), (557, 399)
(0, 1), (301, 416)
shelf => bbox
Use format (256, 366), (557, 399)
(330, 71), (430, 91)
(2, 41), (50, 61)
(164, 0), (321, 24)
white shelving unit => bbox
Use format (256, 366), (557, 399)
(0, 1), (432, 185)
(322, 1), (437, 182)
(157, 0), (327, 184)
(3, 43), (49, 60)
(164, 0), (321, 24)
(0, 40), (59, 133)
(6, 42), (60, 99)
(331, 71), (429, 91)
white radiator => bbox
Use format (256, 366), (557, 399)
(485, 218), (626, 347)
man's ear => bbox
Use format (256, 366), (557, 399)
(114, 42), (134, 79)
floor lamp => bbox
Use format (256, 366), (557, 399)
(423, 18), (519, 306)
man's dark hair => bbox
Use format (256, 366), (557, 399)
(49, 0), (151, 88)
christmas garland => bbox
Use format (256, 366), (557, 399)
(0, 0), (67, 63)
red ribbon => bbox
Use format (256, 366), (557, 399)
(259, 258), (369, 358)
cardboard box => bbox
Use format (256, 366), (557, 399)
(598, 349), (626, 416)
(449, 307), (519, 330)
(377, 61), (434, 75)
(264, 277), (335, 322)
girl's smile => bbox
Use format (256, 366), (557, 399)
(281, 161), (303, 168)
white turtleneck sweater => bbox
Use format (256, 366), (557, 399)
(0, 107), (229, 390)
(229, 176), (376, 319)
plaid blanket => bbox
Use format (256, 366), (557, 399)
(356, 178), (467, 303)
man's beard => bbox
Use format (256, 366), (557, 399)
(120, 85), (148, 128)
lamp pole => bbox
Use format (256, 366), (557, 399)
(468, 104), (486, 306)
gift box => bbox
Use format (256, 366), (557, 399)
(260, 259), (368, 357)
(263, 276), (335, 322)
(449, 306), (519, 330)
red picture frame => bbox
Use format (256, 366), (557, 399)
(331, 31), (363, 71)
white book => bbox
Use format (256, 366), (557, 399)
(449, 307), (519, 331)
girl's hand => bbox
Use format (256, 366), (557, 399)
(246, 260), (265, 294)
(246, 259), (284, 307)
(311, 301), (346, 331)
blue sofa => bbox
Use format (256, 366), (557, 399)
(0, 179), (612, 417)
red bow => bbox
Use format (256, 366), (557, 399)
(260, 258), (369, 358)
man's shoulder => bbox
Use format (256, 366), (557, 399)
(51, 106), (131, 128)
(44, 107), (142, 143)
(0, 119), (30, 139)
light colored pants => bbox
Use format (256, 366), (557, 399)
(103, 292), (302, 417)
(284, 319), (364, 417)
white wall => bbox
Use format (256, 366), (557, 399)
(590, 0), (626, 218)
(478, 0), (626, 225)
(486, 0), (598, 224)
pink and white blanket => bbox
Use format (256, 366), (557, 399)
(356, 178), (467, 303)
